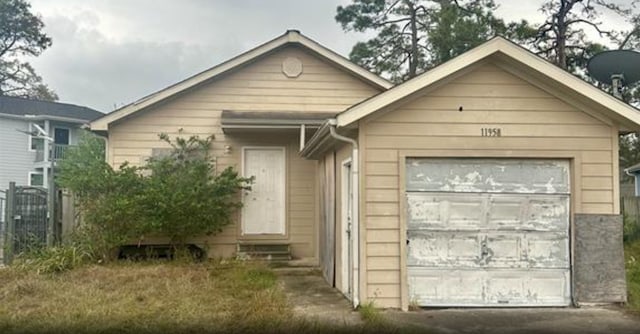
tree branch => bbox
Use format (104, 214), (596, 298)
(378, 17), (411, 26)
(565, 18), (616, 37)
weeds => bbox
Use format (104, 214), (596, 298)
(12, 243), (95, 275)
(624, 212), (640, 243)
(358, 301), (383, 324)
(626, 240), (640, 312)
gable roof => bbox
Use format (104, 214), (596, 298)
(91, 30), (393, 131)
(0, 95), (103, 122)
(335, 36), (640, 130)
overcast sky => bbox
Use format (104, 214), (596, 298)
(24, 0), (628, 113)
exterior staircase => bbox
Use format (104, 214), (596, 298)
(236, 243), (291, 261)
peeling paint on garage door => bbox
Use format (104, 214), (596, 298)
(406, 159), (571, 307)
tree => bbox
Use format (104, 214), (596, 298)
(336, 0), (534, 82)
(0, 0), (57, 100)
(531, 0), (638, 73)
(426, 1), (535, 66)
(528, 1), (640, 172)
(620, 133), (640, 183)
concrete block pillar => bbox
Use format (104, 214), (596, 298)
(574, 214), (627, 303)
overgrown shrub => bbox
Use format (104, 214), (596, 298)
(57, 130), (251, 262)
(142, 133), (252, 246)
(58, 132), (147, 260)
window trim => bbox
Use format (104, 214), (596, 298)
(28, 171), (44, 187)
(52, 126), (71, 145)
(28, 122), (46, 152)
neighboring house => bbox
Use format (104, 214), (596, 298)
(90, 30), (640, 310)
(0, 96), (103, 191)
(625, 163), (640, 196)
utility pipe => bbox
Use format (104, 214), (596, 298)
(327, 119), (360, 308)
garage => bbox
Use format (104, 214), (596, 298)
(405, 158), (571, 307)
(301, 37), (631, 309)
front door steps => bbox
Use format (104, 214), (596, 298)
(236, 243), (291, 262)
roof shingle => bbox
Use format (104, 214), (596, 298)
(0, 95), (103, 121)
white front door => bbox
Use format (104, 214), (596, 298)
(242, 147), (286, 235)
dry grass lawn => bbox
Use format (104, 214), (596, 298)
(0, 260), (306, 333)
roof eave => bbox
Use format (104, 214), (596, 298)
(300, 120), (334, 159)
(0, 112), (91, 124)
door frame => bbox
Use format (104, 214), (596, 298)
(341, 158), (353, 298)
(240, 146), (287, 236)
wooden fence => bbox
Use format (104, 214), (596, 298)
(622, 197), (640, 218)
(621, 196), (640, 241)
(60, 190), (80, 239)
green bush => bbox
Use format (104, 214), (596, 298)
(141, 133), (252, 247)
(57, 130), (251, 262)
(58, 131), (147, 261)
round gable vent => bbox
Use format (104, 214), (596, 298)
(282, 57), (303, 78)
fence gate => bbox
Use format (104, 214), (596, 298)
(4, 182), (48, 264)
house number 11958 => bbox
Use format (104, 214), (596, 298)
(481, 128), (502, 137)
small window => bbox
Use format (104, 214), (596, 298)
(30, 137), (44, 151)
(28, 122), (46, 151)
(29, 172), (44, 187)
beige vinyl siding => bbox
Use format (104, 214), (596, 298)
(108, 45), (381, 260)
(361, 63), (618, 308)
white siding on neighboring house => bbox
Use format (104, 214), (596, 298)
(0, 117), (35, 191)
(0, 118), (85, 192)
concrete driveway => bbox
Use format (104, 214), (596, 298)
(277, 268), (640, 333)
(384, 307), (640, 334)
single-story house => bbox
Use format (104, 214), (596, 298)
(90, 30), (640, 310)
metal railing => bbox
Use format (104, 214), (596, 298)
(35, 144), (70, 162)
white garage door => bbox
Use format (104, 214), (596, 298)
(406, 159), (571, 307)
